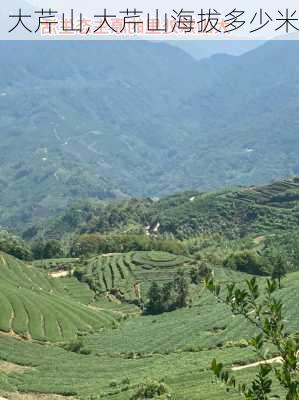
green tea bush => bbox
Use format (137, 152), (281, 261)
(131, 380), (170, 399)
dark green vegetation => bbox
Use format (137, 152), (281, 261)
(30, 177), (299, 241)
(146, 270), (190, 315)
(1, 40), (299, 227)
(0, 230), (32, 260)
(223, 251), (270, 276)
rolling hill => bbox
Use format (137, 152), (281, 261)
(79, 251), (196, 301)
(34, 177), (299, 241)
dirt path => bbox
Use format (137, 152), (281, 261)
(49, 271), (69, 278)
(1, 394), (76, 400)
(0, 361), (31, 373)
(232, 357), (282, 371)
(49, 269), (74, 278)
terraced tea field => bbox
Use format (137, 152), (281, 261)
(0, 250), (298, 399)
(234, 178), (299, 208)
(0, 334), (258, 400)
(0, 252), (115, 342)
(84, 251), (195, 300)
(2, 270), (298, 399)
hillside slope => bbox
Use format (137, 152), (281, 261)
(0, 40), (201, 226)
(80, 251), (196, 301)
(0, 252), (115, 342)
(34, 177), (299, 240)
(1, 40), (299, 226)
(0, 267), (299, 399)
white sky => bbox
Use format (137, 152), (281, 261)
(3, 0), (299, 40)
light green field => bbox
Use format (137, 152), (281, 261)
(0, 252), (115, 342)
(84, 251), (195, 300)
(0, 252), (298, 399)
(0, 334), (258, 400)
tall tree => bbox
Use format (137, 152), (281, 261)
(271, 255), (287, 289)
(147, 282), (163, 314)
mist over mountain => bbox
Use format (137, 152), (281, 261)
(0, 39), (298, 226)
(170, 40), (264, 60)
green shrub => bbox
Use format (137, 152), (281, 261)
(131, 380), (170, 399)
(62, 338), (91, 355)
(223, 250), (270, 275)
(0, 230), (32, 260)
(122, 377), (130, 385)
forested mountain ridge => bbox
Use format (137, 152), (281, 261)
(1, 40), (299, 227)
(28, 177), (299, 240)
(0, 41), (202, 226)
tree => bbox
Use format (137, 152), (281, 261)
(146, 271), (190, 314)
(173, 269), (189, 308)
(0, 230), (32, 260)
(224, 250), (270, 276)
(190, 263), (210, 285)
(31, 239), (63, 259)
(161, 281), (177, 312)
(206, 275), (299, 400)
(147, 282), (163, 314)
(69, 234), (108, 257)
(271, 255), (287, 289)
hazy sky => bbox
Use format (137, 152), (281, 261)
(26, 0), (298, 15)
(4, 0), (299, 40)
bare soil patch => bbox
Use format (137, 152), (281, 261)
(1, 393), (76, 400)
(0, 361), (31, 374)
(49, 271), (70, 278)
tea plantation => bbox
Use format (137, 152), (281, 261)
(83, 251), (195, 300)
(0, 251), (298, 399)
(0, 252), (115, 342)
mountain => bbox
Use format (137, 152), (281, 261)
(0, 41), (202, 226)
(156, 40), (299, 194)
(170, 40), (264, 60)
(1, 40), (299, 227)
